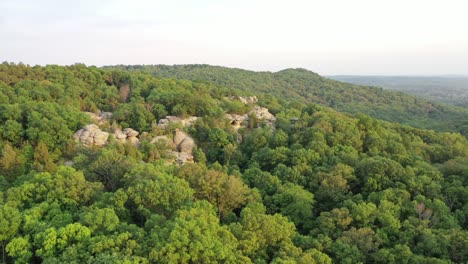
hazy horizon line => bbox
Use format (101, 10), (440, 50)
(4, 60), (468, 77)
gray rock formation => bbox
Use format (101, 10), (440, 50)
(127, 136), (140, 146)
(74, 124), (109, 147)
(167, 151), (194, 165)
(112, 128), (140, 146)
(225, 95), (258, 105)
(75, 124), (143, 147)
(250, 106), (276, 127)
(226, 106), (276, 130)
(85, 110), (112, 125)
(226, 114), (249, 129)
(157, 116), (198, 129)
(173, 129), (187, 146)
(179, 137), (195, 154)
(150, 130), (196, 165)
(173, 129), (195, 154)
(123, 128), (139, 138)
(151, 135), (172, 145)
(239, 96), (258, 104)
(113, 129), (127, 142)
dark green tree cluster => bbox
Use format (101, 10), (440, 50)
(0, 62), (467, 263)
(330, 75), (468, 109)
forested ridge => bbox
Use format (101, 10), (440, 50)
(107, 64), (468, 136)
(0, 62), (467, 263)
(328, 75), (468, 109)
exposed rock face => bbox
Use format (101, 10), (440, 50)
(239, 96), (258, 105)
(226, 106), (276, 131)
(173, 129), (186, 146)
(226, 114), (249, 127)
(74, 124), (109, 147)
(150, 135), (172, 145)
(157, 116), (198, 129)
(75, 124), (142, 147)
(174, 129), (195, 155)
(250, 106), (276, 127)
(127, 136), (140, 146)
(225, 95), (258, 105)
(150, 129), (196, 165)
(123, 128), (139, 138)
(113, 128), (140, 146)
(167, 151), (194, 165)
(114, 129), (127, 141)
(85, 111), (112, 125)
(179, 137), (195, 154)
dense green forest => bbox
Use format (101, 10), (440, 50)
(106, 65), (468, 136)
(0, 62), (467, 263)
(329, 75), (468, 109)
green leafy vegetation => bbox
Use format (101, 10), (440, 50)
(0, 62), (467, 263)
(329, 75), (468, 108)
(108, 64), (468, 136)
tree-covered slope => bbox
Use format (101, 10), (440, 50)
(328, 75), (468, 108)
(0, 62), (467, 263)
(108, 64), (468, 135)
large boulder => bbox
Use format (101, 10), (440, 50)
(127, 136), (140, 146)
(74, 124), (109, 147)
(85, 110), (112, 125)
(166, 151), (194, 165)
(151, 135), (171, 145)
(250, 106), (275, 121)
(111, 128), (140, 145)
(157, 116), (198, 129)
(226, 107), (276, 131)
(113, 129), (127, 143)
(173, 129), (196, 155)
(225, 95), (258, 105)
(173, 129), (188, 146)
(75, 125), (142, 147)
(123, 128), (139, 138)
(123, 128), (140, 146)
(239, 96), (258, 105)
(226, 114), (249, 130)
(179, 137), (195, 154)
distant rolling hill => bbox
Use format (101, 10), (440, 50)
(105, 65), (468, 136)
(328, 75), (468, 108)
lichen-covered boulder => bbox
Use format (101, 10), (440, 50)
(179, 137), (195, 154)
(74, 124), (109, 147)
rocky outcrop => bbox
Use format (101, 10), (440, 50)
(74, 125), (142, 147)
(179, 137), (195, 154)
(173, 129), (195, 155)
(251, 106), (276, 127)
(239, 96), (258, 105)
(168, 151), (194, 165)
(123, 128), (139, 137)
(150, 135), (172, 145)
(226, 106), (276, 130)
(226, 114), (249, 130)
(113, 128), (140, 146)
(225, 95), (258, 105)
(85, 110), (112, 125)
(114, 129), (127, 142)
(74, 124), (109, 147)
(157, 116), (198, 129)
(150, 129), (196, 165)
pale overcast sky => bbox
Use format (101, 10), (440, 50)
(1, 0), (467, 75)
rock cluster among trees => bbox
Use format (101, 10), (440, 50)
(0, 62), (467, 263)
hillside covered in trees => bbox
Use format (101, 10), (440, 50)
(107, 64), (468, 136)
(328, 75), (468, 109)
(0, 62), (467, 263)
